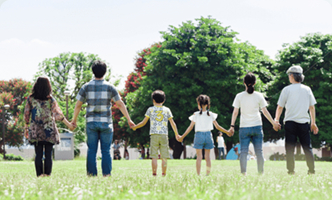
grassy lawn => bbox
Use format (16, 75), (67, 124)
(0, 159), (332, 199)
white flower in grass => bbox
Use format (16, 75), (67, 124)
(141, 191), (151, 195)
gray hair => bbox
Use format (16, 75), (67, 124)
(290, 73), (305, 83)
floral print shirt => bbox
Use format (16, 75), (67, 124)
(24, 96), (64, 144)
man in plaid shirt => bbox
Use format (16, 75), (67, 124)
(72, 60), (135, 176)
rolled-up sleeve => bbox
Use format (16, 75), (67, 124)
(76, 86), (86, 103)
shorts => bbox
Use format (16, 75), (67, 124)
(193, 131), (214, 150)
(150, 134), (170, 159)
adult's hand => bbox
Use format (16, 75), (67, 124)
(272, 122), (281, 132)
(128, 120), (135, 128)
(71, 120), (77, 129)
(311, 123), (319, 134)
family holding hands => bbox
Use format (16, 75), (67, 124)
(24, 60), (318, 177)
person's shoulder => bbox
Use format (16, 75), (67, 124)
(300, 84), (311, 90)
(236, 91), (247, 97)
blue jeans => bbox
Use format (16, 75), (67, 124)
(86, 122), (113, 176)
(218, 147), (225, 160)
(239, 126), (264, 174)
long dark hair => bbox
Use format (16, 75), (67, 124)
(30, 77), (52, 100)
(196, 94), (210, 116)
(244, 72), (256, 94)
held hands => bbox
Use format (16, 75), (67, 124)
(273, 120), (281, 132)
(128, 120), (136, 129)
(24, 129), (29, 139)
(176, 134), (184, 142)
(228, 127), (235, 137)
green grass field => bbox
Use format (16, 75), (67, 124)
(0, 159), (332, 200)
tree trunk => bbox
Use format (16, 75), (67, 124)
(123, 139), (128, 158)
(169, 138), (183, 159)
(183, 144), (186, 159)
(214, 147), (218, 160)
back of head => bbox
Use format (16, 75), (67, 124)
(92, 60), (107, 78)
(152, 90), (165, 103)
(196, 94), (211, 116)
(287, 65), (305, 83)
(31, 77), (52, 100)
(244, 72), (256, 94)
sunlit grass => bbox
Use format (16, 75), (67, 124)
(0, 159), (332, 199)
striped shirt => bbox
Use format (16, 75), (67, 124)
(76, 79), (120, 124)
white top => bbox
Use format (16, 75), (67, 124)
(232, 91), (268, 128)
(217, 136), (225, 148)
(277, 83), (316, 124)
(145, 106), (173, 135)
(189, 111), (217, 132)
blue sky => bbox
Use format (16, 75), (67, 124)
(0, 0), (332, 88)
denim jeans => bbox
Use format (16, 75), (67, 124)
(218, 147), (225, 160)
(239, 125), (264, 174)
(86, 122), (113, 176)
(34, 141), (53, 177)
(285, 121), (315, 174)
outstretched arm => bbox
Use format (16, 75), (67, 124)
(213, 121), (231, 136)
(274, 105), (283, 123)
(169, 118), (179, 137)
(261, 107), (281, 131)
(115, 99), (135, 128)
(309, 105), (319, 134)
(132, 117), (149, 131)
(181, 121), (195, 140)
(71, 100), (83, 128)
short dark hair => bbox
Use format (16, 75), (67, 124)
(31, 77), (52, 100)
(92, 60), (107, 78)
(152, 90), (165, 103)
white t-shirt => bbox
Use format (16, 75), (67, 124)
(145, 106), (173, 135)
(277, 83), (316, 124)
(189, 111), (217, 132)
(217, 136), (225, 148)
(232, 91), (268, 128)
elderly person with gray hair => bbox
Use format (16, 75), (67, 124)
(274, 65), (319, 175)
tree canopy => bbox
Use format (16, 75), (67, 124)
(266, 33), (332, 148)
(124, 17), (275, 157)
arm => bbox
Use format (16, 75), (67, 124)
(181, 121), (195, 139)
(23, 98), (31, 138)
(309, 105), (319, 134)
(274, 105), (283, 122)
(229, 107), (239, 136)
(71, 100), (84, 127)
(169, 118), (179, 137)
(115, 99), (135, 128)
(213, 121), (231, 136)
(261, 107), (281, 131)
(132, 117), (149, 131)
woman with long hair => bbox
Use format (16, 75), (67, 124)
(24, 77), (73, 177)
(229, 72), (280, 175)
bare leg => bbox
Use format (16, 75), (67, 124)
(152, 158), (158, 175)
(196, 149), (202, 175)
(205, 149), (211, 176)
(162, 158), (167, 175)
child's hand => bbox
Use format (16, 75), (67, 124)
(132, 126), (137, 131)
(176, 134), (181, 141)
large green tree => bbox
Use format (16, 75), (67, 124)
(36, 52), (113, 151)
(266, 33), (332, 150)
(0, 79), (32, 153)
(125, 17), (275, 158)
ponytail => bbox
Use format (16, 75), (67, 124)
(244, 72), (256, 94)
(196, 94), (211, 115)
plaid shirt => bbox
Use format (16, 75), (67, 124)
(76, 79), (120, 124)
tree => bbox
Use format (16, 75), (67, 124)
(125, 17), (275, 158)
(0, 79), (32, 153)
(266, 33), (332, 151)
(36, 52), (113, 151)
(112, 45), (160, 156)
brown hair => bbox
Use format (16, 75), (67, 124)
(196, 94), (210, 116)
(244, 72), (256, 94)
(30, 77), (52, 100)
